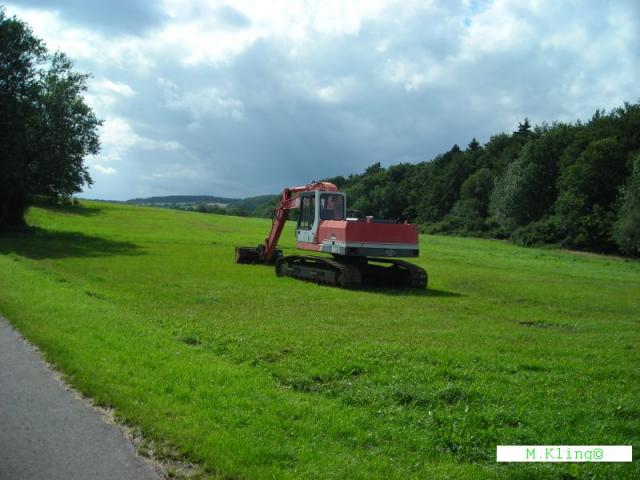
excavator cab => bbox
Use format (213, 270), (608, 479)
(296, 191), (346, 244)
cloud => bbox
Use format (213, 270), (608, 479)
(94, 165), (117, 175)
(84, 79), (135, 114)
(216, 5), (251, 29)
(11, 0), (166, 33)
(94, 80), (135, 97)
(4, 0), (639, 200)
(94, 116), (181, 164)
(160, 80), (245, 121)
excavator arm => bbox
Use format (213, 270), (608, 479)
(235, 181), (337, 264)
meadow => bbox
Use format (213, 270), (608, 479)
(0, 201), (638, 479)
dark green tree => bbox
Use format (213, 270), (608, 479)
(414, 145), (473, 223)
(0, 9), (100, 228)
(478, 132), (527, 173)
(31, 52), (100, 201)
(458, 168), (494, 218)
(347, 162), (387, 217)
(0, 9), (45, 227)
(490, 125), (572, 231)
(555, 137), (627, 250)
(434, 168), (495, 235)
(467, 138), (481, 151)
(514, 118), (531, 137)
(612, 153), (640, 255)
(322, 175), (347, 189)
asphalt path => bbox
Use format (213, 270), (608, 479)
(0, 316), (160, 480)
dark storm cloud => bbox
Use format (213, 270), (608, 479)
(11, 0), (166, 33)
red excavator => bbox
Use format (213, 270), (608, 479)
(235, 181), (427, 289)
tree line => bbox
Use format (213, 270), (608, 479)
(0, 8), (100, 228)
(324, 104), (640, 256)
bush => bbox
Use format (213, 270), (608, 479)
(512, 217), (564, 247)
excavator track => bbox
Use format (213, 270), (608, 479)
(275, 255), (362, 288)
(362, 257), (428, 288)
(274, 255), (427, 289)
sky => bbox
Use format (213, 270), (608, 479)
(4, 0), (639, 200)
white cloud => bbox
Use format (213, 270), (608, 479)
(84, 79), (135, 114)
(94, 165), (117, 175)
(94, 80), (135, 97)
(97, 117), (141, 162)
(160, 80), (245, 121)
(315, 77), (358, 103)
(150, 168), (201, 180)
(154, 0), (404, 65)
(5, 7), (100, 59)
(93, 116), (181, 164)
(460, 0), (537, 59)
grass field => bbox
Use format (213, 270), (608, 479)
(0, 200), (638, 479)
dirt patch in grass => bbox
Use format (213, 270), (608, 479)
(518, 320), (577, 331)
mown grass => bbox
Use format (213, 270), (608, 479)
(0, 200), (638, 479)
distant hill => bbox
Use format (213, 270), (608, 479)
(126, 194), (279, 218)
(126, 195), (237, 206)
(231, 195), (279, 215)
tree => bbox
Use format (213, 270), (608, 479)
(467, 138), (480, 151)
(514, 118), (531, 137)
(0, 9), (100, 228)
(458, 168), (494, 217)
(489, 158), (533, 231)
(476, 132), (528, 174)
(613, 153), (640, 255)
(0, 9), (45, 227)
(415, 145), (473, 223)
(347, 162), (387, 217)
(434, 168), (495, 235)
(555, 137), (626, 250)
(31, 52), (100, 201)
(490, 126), (572, 231)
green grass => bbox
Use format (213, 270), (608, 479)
(0, 200), (638, 479)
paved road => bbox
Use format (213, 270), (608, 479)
(0, 316), (160, 480)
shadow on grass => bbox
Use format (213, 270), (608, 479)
(35, 201), (105, 217)
(364, 287), (464, 298)
(238, 260), (463, 297)
(0, 227), (142, 260)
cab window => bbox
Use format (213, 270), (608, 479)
(319, 194), (345, 221)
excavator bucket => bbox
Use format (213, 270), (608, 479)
(235, 246), (261, 264)
(235, 246), (283, 264)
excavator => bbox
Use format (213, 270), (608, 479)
(235, 181), (427, 289)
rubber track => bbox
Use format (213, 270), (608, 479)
(368, 257), (428, 288)
(322, 257), (362, 288)
(275, 256), (362, 288)
(275, 256), (427, 289)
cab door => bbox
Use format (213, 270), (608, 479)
(296, 193), (317, 243)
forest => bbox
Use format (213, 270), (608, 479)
(324, 102), (640, 256)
